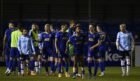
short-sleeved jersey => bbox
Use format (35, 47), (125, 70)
(98, 32), (108, 51)
(5, 28), (15, 46)
(55, 31), (69, 51)
(18, 35), (35, 55)
(29, 30), (39, 47)
(11, 30), (22, 48)
(70, 34), (85, 54)
(116, 31), (134, 51)
(40, 32), (54, 49)
(88, 32), (100, 48)
(68, 27), (75, 38)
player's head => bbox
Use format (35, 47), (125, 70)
(89, 23), (95, 32)
(120, 23), (126, 32)
(96, 24), (102, 32)
(31, 23), (38, 30)
(61, 24), (67, 32)
(8, 22), (14, 28)
(22, 28), (28, 36)
(75, 25), (81, 34)
(17, 23), (23, 31)
(50, 24), (54, 32)
(70, 20), (75, 28)
(44, 24), (51, 32)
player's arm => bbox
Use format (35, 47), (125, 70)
(116, 32), (120, 50)
(55, 37), (59, 53)
(3, 34), (6, 51)
(106, 35), (112, 52)
(30, 38), (36, 55)
(38, 33), (43, 51)
(17, 37), (22, 54)
(90, 39), (101, 50)
(130, 33), (135, 51)
(65, 39), (71, 53)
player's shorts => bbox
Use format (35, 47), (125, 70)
(118, 50), (130, 59)
(88, 48), (98, 57)
(73, 54), (84, 65)
(20, 54), (30, 61)
(4, 44), (11, 56)
(35, 46), (40, 55)
(10, 47), (20, 58)
(53, 52), (58, 58)
(42, 49), (53, 59)
(57, 50), (69, 58)
(98, 50), (106, 58)
(73, 48), (84, 56)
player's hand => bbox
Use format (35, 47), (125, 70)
(70, 23), (75, 28)
(108, 48), (111, 52)
(116, 45), (119, 50)
(65, 49), (68, 54)
(33, 52), (36, 55)
(40, 48), (43, 54)
(2, 51), (4, 57)
(56, 49), (59, 54)
(131, 47), (135, 53)
(19, 51), (22, 55)
(90, 47), (94, 51)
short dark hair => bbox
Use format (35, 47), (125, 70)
(89, 23), (96, 27)
(96, 24), (103, 30)
(17, 23), (24, 30)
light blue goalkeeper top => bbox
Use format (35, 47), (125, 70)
(116, 31), (134, 51)
(18, 35), (35, 55)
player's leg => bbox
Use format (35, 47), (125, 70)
(16, 48), (21, 75)
(57, 53), (62, 78)
(93, 53), (100, 78)
(49, 50), (54, 75)
(39, 48), (43, 74)
(98, 50), (105, 76)
(20, 54), (25, 75)
(63, 54), (70, 77)
(29, 56), (36, 76)
(57, 58), (62, 77)
(5, 47), (10, 70)
(87, 56), (92, 78)
(38, 54), (42, 74)
(45, 55), (49, 76)
(79, 55), (85, 79)
(5, 48), (10, 73)
(72, 55), (78, 79)
(53, 54), (58, 74)
(119, 51), (126, 76)
(34, 47), (40, 74)
(6, 48), (15, 75)
(25, 55), (30, 75)
(125, 51), (131, 76)
(87, 50), (93, 78)
(42, 49), (49, 76)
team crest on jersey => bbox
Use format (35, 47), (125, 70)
(89, 38), (94, 41)
(44, 38), (50, 41)
(62, 37), (68, 40)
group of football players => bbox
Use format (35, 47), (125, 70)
(3, 21), (134, 79)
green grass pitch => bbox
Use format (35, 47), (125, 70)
(0, 67), (140, 81)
